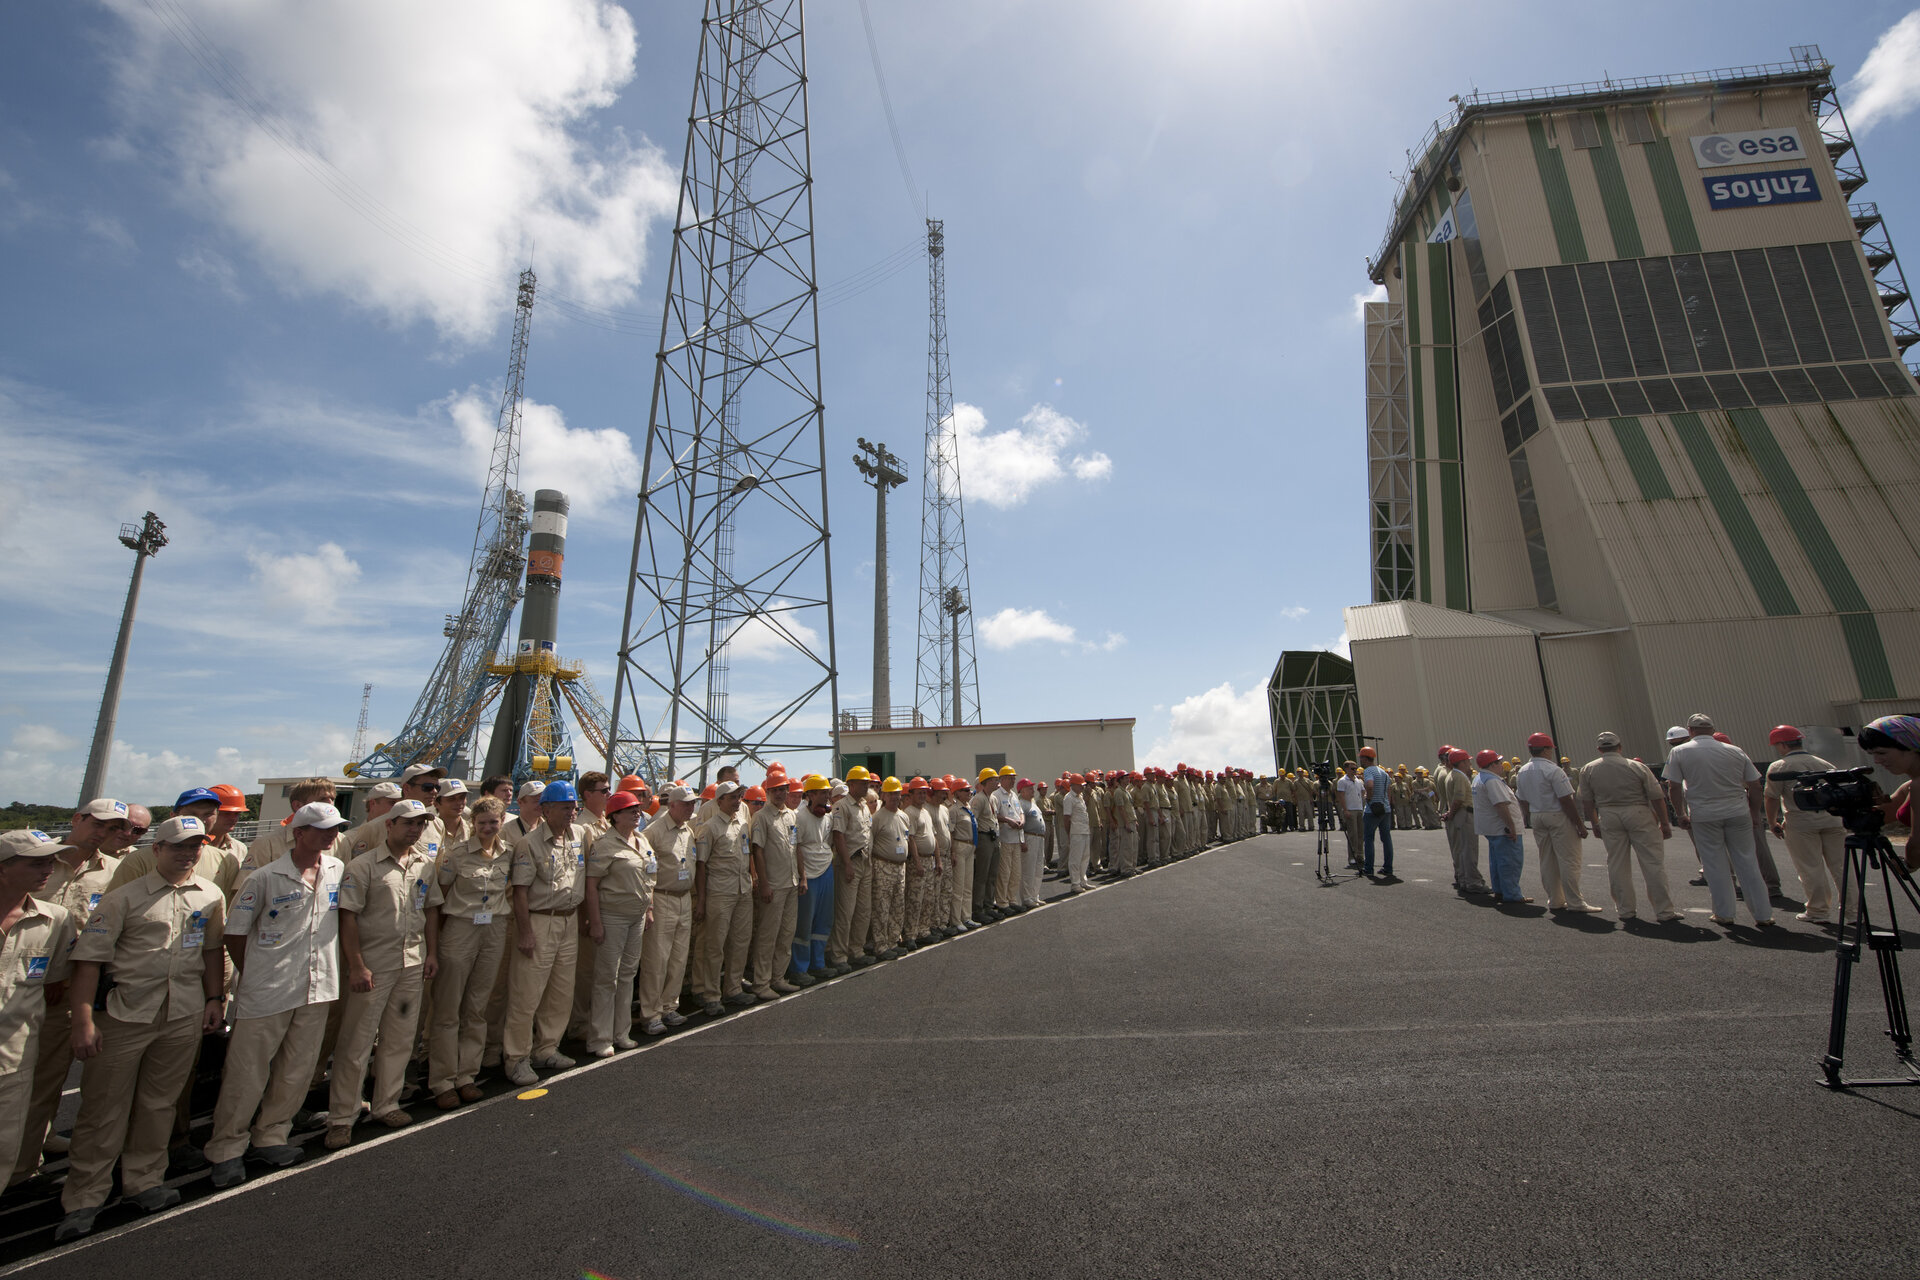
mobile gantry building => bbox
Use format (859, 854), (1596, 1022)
(1347, 46), (1920, 765)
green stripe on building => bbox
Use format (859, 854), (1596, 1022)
(1426, 243), (1465, 608)
(1727, 408), (1896, 699)
(1667, 412), (1798, 616)
(1439, 461), (1467, 611)
(1425, 244), (1453, 344)
(1525, 115), (1588, 264)
(1585, 111), (1645, 259)
(1404, 242), (1432, 604)
(1641, 136), (1701, 254)
(1607, 416), (1674, 499)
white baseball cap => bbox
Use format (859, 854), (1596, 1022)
(659, 784), (697, 804)
(519, 781), (547, 800)
(714, 780), (743, 798)
(0, 829), (61, 862)
(1665, 726), (1689, 744)
(366, 782), (403, 801)
(76, 798), (130, 823)
(152, 815), (209, 845)
(290, 802), (351, 831)
(385, 799), (431, 823)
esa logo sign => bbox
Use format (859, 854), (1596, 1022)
(1689, 128), (1804, 169)
(1703, 169), (1821, 211)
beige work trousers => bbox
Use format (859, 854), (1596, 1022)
(330, 964), (425, 1121)
(1598, 805), (1676, 918)
(748, 887), (797, 994)
(12, 1004), (71, 1181)
(993, 838), (1021, 904)
(570, 927), (598, 1040)
(589, 912), (648, 1049)
(828, 852), (872, 963)
(1784, 824), (1847, 921)
(1530, 811), (1588, 908)
(948, 845), (975, 927)
(1342, 811), (1363, 865)
(429, 915), (507, 1094)
(1112, 827), (1137, 874)
(905, 859), (931, 938)
(693, 888), (753, 1002)
(503, 912), (577, 1063)
(206, 1001), (331, 1162)
(637, 891), (693, 1021)
(62, 1010), (200, 1209)
(870, 859), (907, 948)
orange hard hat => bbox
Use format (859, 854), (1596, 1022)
(907, 776), (929, 790)
(617, 774), (649, 793)
(744, 785), (767, 803)
(701, 783), (717, 800)
(209, 784), (249, 813)
(606, 791), (643, 815)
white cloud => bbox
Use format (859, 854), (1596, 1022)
(1, 731), (357, 809)
(1098, 632), (1127, 652)
(1318, 629), (1350, 658)
(104, 0), (678, 340)
(1847, 11), (1920, 134)
(11, 725), (79, 753)
(978, 607), (1078, 649)
(178, 247), (246, 301)
(247, 542), (362, 625)
(1280, 605), (1310, 621)
(1142, 681), (1271, 772)
(1351, 283), (1387, 323)
(952, 402), (1112, 508)
(726, 602), (824, 662)
(449, 390), (639, 516)
(82, 212), (136, 254)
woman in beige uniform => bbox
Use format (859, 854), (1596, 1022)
(424, 797), (512, 1110)
(584, 791), (654, 1056)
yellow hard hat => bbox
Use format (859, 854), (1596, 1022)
(978, 767), (998, 782)
(846, 765), (872, 782)
(880, 776), (903, 793)
(802, 774), (830, 793)
(998, 765), (1017, 777)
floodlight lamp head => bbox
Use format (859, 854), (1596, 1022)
(730, 473), (760, 495)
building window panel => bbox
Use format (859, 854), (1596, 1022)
(1548, 265), (1604, 382)
(1706, 373), (1753, 408)
(1565, 112), (1604, 149)
(1641, 378), (1686, 414)
(1734, 249), (1802, 366)
(1673, 375), (1719, 411)
(1740, 371), (1789, 405)
(1671, 254), (1733, 372)
(1575, 383), (1619, 418)
(1765, 246), (1833, 364)
(1828, 241), (1892, 360)
(1805, 365), (1856, 402)
(1839, 363), (1887, 398)
(1543, 386), (1586, 420)
(1798, 244), (1867, 363)
(1498, 313), (1531, 402)
(1578, 262), (1635, 379)
(1609, 379), (1652, 416)
(1640, 257), (1703, 374)
(1772, 367), (1822, 404)
(1609, 259), (1667, 376)
(1509, 450), (1560, 611)
(1620, 106), (1657, 145)
(1479, 295), (1517, 408)
(1515, 268), (1568, 384)
(1703, 251), (1766, 369)
(1872, 363), (1918, 397)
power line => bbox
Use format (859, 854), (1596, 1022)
(856, 0), (923, 219)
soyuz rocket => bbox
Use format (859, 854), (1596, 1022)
(483, 488), (569, 779)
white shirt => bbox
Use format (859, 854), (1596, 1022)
(1665, 736), (1759, 822)
(1472, 770), (1518, 838)
(794, 805), (834, 880)
(224, 853), (344, 1019)
(1513, 758), (1574, 814)
(995, 788), (1025, 844)
(1336, 775), (1365, 811)
(1061, 790), (1088, 838)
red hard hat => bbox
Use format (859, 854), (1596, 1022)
(606, 791), (642, 815)
(1711, 732), (1733, 744)
(1475, 749), (1503, 768)
(1768, 725), (1802, 746)
(928, 778), (950, 792)
(1438, 744), (1455, 759)
(701, 784), (717, 800)
(1527, 732), (1554, 749)
(1447, 748), (1470, 765)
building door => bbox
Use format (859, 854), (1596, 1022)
(840, 752), (895, 780)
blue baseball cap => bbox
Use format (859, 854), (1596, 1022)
(540, 780), (578, 804)
(173, 788), (221, 809)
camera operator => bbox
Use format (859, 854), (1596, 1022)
(1858, 715), (1920, 871)
(1761, 725), (1845, 924)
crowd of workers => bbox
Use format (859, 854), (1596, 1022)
(6, 712), (1917, 1246)
(0, 759), (1268, 1243)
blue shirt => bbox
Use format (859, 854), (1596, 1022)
(1361, 766), (1392, 810)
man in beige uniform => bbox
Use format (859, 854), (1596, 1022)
(56, 816), (226, 1240)
(828, 768), (875, 970)
(945, 778), (977, 931)
(637, 786), (698, 1035)
(425, 799), (512, 1105)
(208, 802), (350, 1187)
(504, 781), (545, 844)
(904, 778), (941, 945)
(504, 781), (588, 1085)
(567, 772), (612, 1042)
(327, 800), (436, 1147)
(1440, 749), (1488, 893)
(0, 831), (76, 1198)
(1580, 731), (1681, 922)
(693, 782), (754, 1014)
(1762, 725), (1848, 924)
(1514, 734), (1599, 912)
(583, 790), (654, 1054)
(12, 798), (122, 1190)
(868, 779), (912, 958)
(747, 773), (800, 998)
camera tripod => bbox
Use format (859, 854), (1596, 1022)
(1818, 820), (1920, 1090)
(1314, 795), (1346, 885)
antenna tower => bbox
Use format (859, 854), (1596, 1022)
(350, 683), (373, 762)
(913, 219), (980, 726)
(351, 270), (535, 778)
(608, 0), (839, 784)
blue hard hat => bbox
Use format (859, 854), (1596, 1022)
(540, 780), (578, 804)
(173, 787), (220, 809)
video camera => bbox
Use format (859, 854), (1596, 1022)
(1311, 760), (1336, 786)
(1790, 765), (1883, 832)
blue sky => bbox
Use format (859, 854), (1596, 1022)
(4, 1), (1918, 803)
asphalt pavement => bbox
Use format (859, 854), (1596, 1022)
(5, 828), (1917, 1279)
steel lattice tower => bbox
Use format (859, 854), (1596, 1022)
(352, 270), (534, 779)
(912, 219), (979, 726)
(608, 0), (839, 784)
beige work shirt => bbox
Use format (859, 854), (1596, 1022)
(1445, 769), (1474, 812)
(339, 845), (434, 971)
(643, 811), (697, 894)
(751, 805), (799, 890)
(0, 896), (75, 1074)
(948, 799), (977, 846)
(225, 854), (344, 1019)
(929, 802), (951, 857)
(108, 838), (241, 901)
(907, 805), (937, 862)
(697, 809), (753, 896)
(74, 873), (224, 1024)
(588, 830), (656, 918)
(429, 837), (513, 921)
(870, 805), (911, 863)
(1579, 754), (1665, 810)
(794, 806), (833, 880)
(511, 822), (589, 913)
(831, 795), (873, 854)
(46, 850), (119, 926)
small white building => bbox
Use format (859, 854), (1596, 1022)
(836, 718), (1135, 786)
(257, 776), (395, 827)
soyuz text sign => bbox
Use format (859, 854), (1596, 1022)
(1702, 168), (1821, 211)
(1688, 128), (1805, 169)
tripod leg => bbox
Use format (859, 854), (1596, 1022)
(1819, 841), (1865, 1088)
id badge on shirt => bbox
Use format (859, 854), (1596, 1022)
(326, 885), (340, 911)
(88, 892), (102, 911)
(182, 929), (205, 951)
(473, 911), (494, 925)
(24, 955), (48, 980)
(413, 879), (430, 910)
(896, 838), (908, 859)
(677, 860), (690, 882)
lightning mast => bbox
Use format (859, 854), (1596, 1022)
(608, 0), (840, 784)
(913, 219), (980, 726)
(351, 270), (535, 778)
